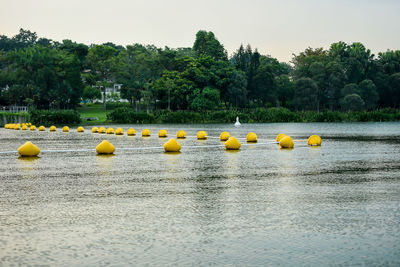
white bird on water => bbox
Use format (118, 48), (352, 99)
(234, 116), (241, 127)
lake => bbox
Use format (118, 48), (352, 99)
(0, 122), (400, 266)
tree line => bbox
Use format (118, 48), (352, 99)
(0, 28), (399, 111)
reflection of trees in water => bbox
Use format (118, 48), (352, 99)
(224, 150), (240, 180)
(275, 145), (296, 179)
(95, 154), (115, 179)
(163, 152), (181, 183)
(184, 149), (244, 242)
(15, 157), (40, 203)
(18, 156), (39, 180)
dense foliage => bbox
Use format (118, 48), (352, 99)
(107, 107), (400, 124)
(0, 112), (29, 125)
(29, 109), (81, 125)
(1, 28), (400, 114)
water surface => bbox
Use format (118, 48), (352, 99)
(0, 123), (399, 266)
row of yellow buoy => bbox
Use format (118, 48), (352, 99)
(4, 124), (284, 145)
(4, 123), (32, 130)
(4, 123), (320, 146)
(4, 123), (76, 132)
(91, 127), (186, 139)
(275, 133), (322, 148)
(4, 122), (322, 147)
(16, 133), (322, 157)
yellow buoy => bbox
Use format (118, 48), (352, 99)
(21, 125), (28, 130)
(77, 126), (84, 132)
(279, 136), (294, 149)
(276, 133), (286, 142)
(158, 129), (168, 137)
(18, 141), (40, 157)
(127, 128), (136, 136)
(106, 128), (114, 134)
(62, 126), (70, 132)
(14, 125), (21, 130)
(246, 132), (258, 142)
(197, 131), (208, 140)
(142, 128), (151, 136)
(96, 140), (116, 154)
(49, 126), (56, 132)
(115, 128), (124, 135)
(163, 138), (182, 152)
(220, 131), (230, 141)
(98, 127), (106, 133)
(225, 137), (241, 150)
(30, 125), (37, 131)
(176, 130), (187, 139)
(38, 126), (46, 131)
(308, 135), (322, 146)
(91, 127), (98, 133)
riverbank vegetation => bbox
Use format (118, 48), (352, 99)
(107, 107), (400, 124)
(1, 28), (400, 123)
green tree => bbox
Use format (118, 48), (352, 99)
(251, 58), (277, 106)
(346, 42), (373, 83)
(193, 30), (227, 61)
(359, 79), (379, 110)
(86, 45), (117, 110)
(106, 92), (120, 102)
(5, 45), (83, 109)
(154, 70), (194, 110)
(389, 73), (400, 108)
(294, 78), (318, 110)
(292, 47), (328, 79)
(309, 61), (326, 111)
(340, 94), (365, 111)
(326, 61), (346, 110)
(276, 75), (294, 108)
(341, 83), (359, 97)
(226, 70), (247, 108)
(190, 87), (220, 111)
(82, 86), (101, 103)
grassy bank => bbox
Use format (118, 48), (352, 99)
(77, 105), (111, 125)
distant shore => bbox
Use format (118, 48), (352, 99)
(3, 104), (399, 127)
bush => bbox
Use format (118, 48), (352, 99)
(0, 112), (30, 126)
(29, 109), (81, 125)
(105, 102), (131, 110)
(156, 111), (203, 123)
(107, 107), (154, 123)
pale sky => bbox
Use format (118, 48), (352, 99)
(1, 0), (399, 62)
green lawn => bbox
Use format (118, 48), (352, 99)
(77, 105), (110, 125)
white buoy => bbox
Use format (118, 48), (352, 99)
(234, 116), (241, 127)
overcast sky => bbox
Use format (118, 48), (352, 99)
(1, 0), (399, 62)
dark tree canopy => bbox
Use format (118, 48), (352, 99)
(0, 29), (399, 112)
(193, 30), (227, 61)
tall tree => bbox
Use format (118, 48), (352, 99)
(294, 78), (318, 110)
(251, 58), (277, 106)
(193, 30), (227, 61)
(359, 79), (379, 110)
(86, 45), (117, 110)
